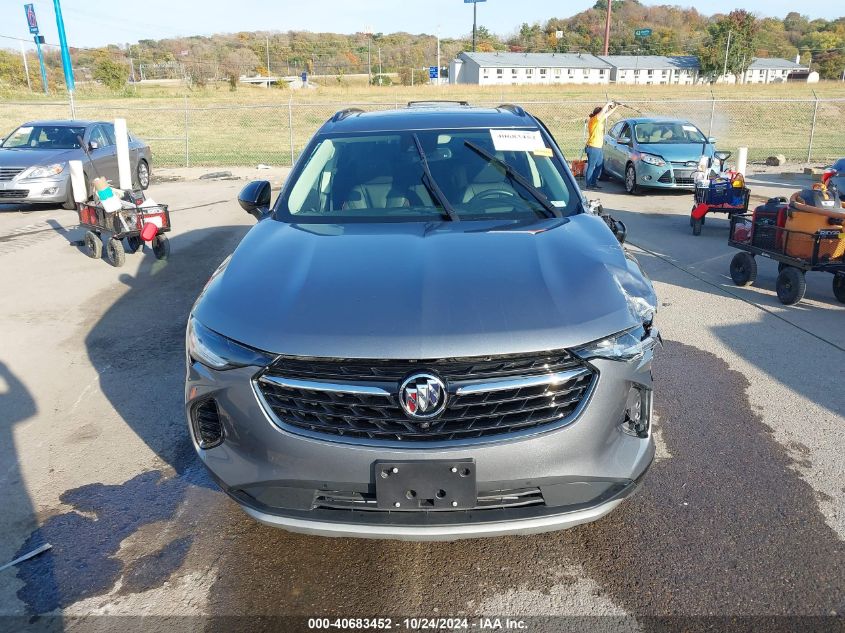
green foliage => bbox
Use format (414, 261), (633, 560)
(92, 55), (129, 90)
(697, 10), (758, 79)
(0, 50), (28, 88)
(371, 74), (392, 86)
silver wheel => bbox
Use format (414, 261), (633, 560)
(625, 164), (638, 194)
(137, 160), (150, 190)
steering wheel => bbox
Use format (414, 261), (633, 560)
(468, 188), (518, 210)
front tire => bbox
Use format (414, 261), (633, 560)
(136, 159), (150, 190)
(692, 217), (703, 236)
(625, 163), (639, 195)
(775, 267), (806, 305)
(152, 234), (170, 260)
(84, 231), (102, 259)
(833, 274), (845, 303)
(730, 252), (757, 286)
(107, 238), (126, 267)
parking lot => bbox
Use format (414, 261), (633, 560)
(0, 172), (843, 630)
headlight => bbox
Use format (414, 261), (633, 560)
(20, 163), (65, 179)
(639, 153), (665, 167)
(187, 316), (274, 370)
(573, 324), (660, 362)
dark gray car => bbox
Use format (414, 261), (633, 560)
(185, 104), (659, 540)
(0, 120), (152, 209)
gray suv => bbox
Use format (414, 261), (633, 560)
(185, 103), (659, 540)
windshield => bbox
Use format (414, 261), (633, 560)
(1, 125), (86, 150)
(633, 121), (706, 145)
(279, 128), (577, 222)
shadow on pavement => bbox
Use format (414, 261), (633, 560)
(10, 225), (249, 619)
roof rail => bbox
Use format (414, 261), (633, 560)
(407, 100), (470, 107)
(330, 107), (364, 122)
(497, 103), (526, 116)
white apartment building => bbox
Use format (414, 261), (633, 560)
(599, 55), (700, 85)
(449, 52), (612, 86)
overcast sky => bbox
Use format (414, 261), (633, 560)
(1, 0), (835, 51)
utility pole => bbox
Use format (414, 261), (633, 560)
(472, 1), (477, 52)
(367, 36), (372, 84)
(603, 0), (612, 56)
(378, 46), (382, 84)
(265, 36), (270, 87)
(722, 30), (732, 82)
(19, 42), (32, 91)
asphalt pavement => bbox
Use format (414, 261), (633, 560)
(0, 174), (842, 633)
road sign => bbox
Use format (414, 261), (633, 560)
(429, 66), (439, 79)
(634, 28), (652, 37)
(301, 71), (307, 83)
(555, 30), (564, 39)
(463, 0), (486, 3)
(24, 4), (38, 34)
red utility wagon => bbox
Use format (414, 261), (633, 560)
(78, 194), (171, 267)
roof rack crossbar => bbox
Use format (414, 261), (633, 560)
(330, 107), (364, 122)
(497, 103), (526, 116)
(407, 100), (470, 107)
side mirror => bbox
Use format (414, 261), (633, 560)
(238, 180), (272, 221)
(707, 136), (717, 144)
(618, 135), (631, 145)
(88, 141), (100, 151)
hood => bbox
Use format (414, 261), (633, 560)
(194, 215), (656, 359)
(638, 142), (712, 163)
(0, 147), (76, 168)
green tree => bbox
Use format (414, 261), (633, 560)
(698, 10), (758, 81)
(92, 55), (129, 90)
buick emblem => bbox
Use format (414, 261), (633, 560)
(399, 373), (447, 420)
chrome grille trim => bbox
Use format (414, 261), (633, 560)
(455, 368), (590, 395)
(258, 374), (392, 397)
(0, 167), (24, 182)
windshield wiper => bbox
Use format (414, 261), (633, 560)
(413, 134), (459, 221)
(463, 140), (561, 219)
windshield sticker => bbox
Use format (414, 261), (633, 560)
(490, 129), (545, 152)
(682, 125), (699, 132)
(550, 200), (567, 207)
(532, 147), (553, 157)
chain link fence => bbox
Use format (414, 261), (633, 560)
(2, 97), (842, 168)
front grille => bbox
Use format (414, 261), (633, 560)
(313, 487), (545, 512)
(0, 190), (28, 199)
(0, 168), (24, 182)
(256, 353), (595, 443)
(673, 169), (695, 185)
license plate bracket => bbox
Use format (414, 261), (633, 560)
(375, 460), (476, 510)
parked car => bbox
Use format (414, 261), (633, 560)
(185, 103), (659, 540)
(602, 117), (716, 194)
(0, 120), (152, 209)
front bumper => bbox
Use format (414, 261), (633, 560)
(186, 352), (656, 540)
(0, 175), (70, 204)
(636, 161), (697, 189)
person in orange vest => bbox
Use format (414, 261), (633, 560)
(584, 101), (618, 190)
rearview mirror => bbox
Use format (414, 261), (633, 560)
(238, 180), (272, 221)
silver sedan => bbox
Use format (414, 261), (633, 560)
(0, 120), (152, 209)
